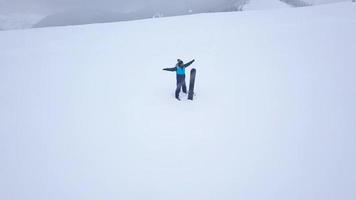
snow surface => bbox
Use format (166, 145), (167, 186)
(244, 0), (290, 10)
(1, 2), (356, 200)
(307, 0), (349, 4)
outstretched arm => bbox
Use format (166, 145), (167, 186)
(183, 59), (195, 68)
(163, 67), (176, 72)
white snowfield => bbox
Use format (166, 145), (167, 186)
(1, 2), (356, 200)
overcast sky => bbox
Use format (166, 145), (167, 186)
(0, 0), (226, 14)
(0, 0), (347, 15)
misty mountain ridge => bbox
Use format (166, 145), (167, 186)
(32, 0), (306, 28)
(33, 1), (248, 28)
(0, 0), (351, 30)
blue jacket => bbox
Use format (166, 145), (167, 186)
(163, 59), (195, 76)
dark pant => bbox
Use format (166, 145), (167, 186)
(175, 75), (187, 98)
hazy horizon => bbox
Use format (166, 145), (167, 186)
(0, 0), (350, 30)
(0, 0), (348, 14)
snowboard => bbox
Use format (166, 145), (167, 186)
(188, 68), (196, 100)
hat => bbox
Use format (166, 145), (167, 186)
(177, 59), (183, 66)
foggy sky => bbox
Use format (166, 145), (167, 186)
(0, 0), (348, 15)
(0, 0), (225, 14)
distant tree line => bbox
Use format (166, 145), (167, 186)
(230, 0), (250, 11)
(209, 0), (250, 12)
(279, 0), (312, 7)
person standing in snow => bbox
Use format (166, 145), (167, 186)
(163, 59), (195, 100)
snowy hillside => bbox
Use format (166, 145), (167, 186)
(242, 0), (349, 10)
(308, 0), (349, 4)
(1, 2), (356, 200)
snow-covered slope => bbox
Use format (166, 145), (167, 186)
(307, 0), (349, 4)
(1, 2), (356, 200)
